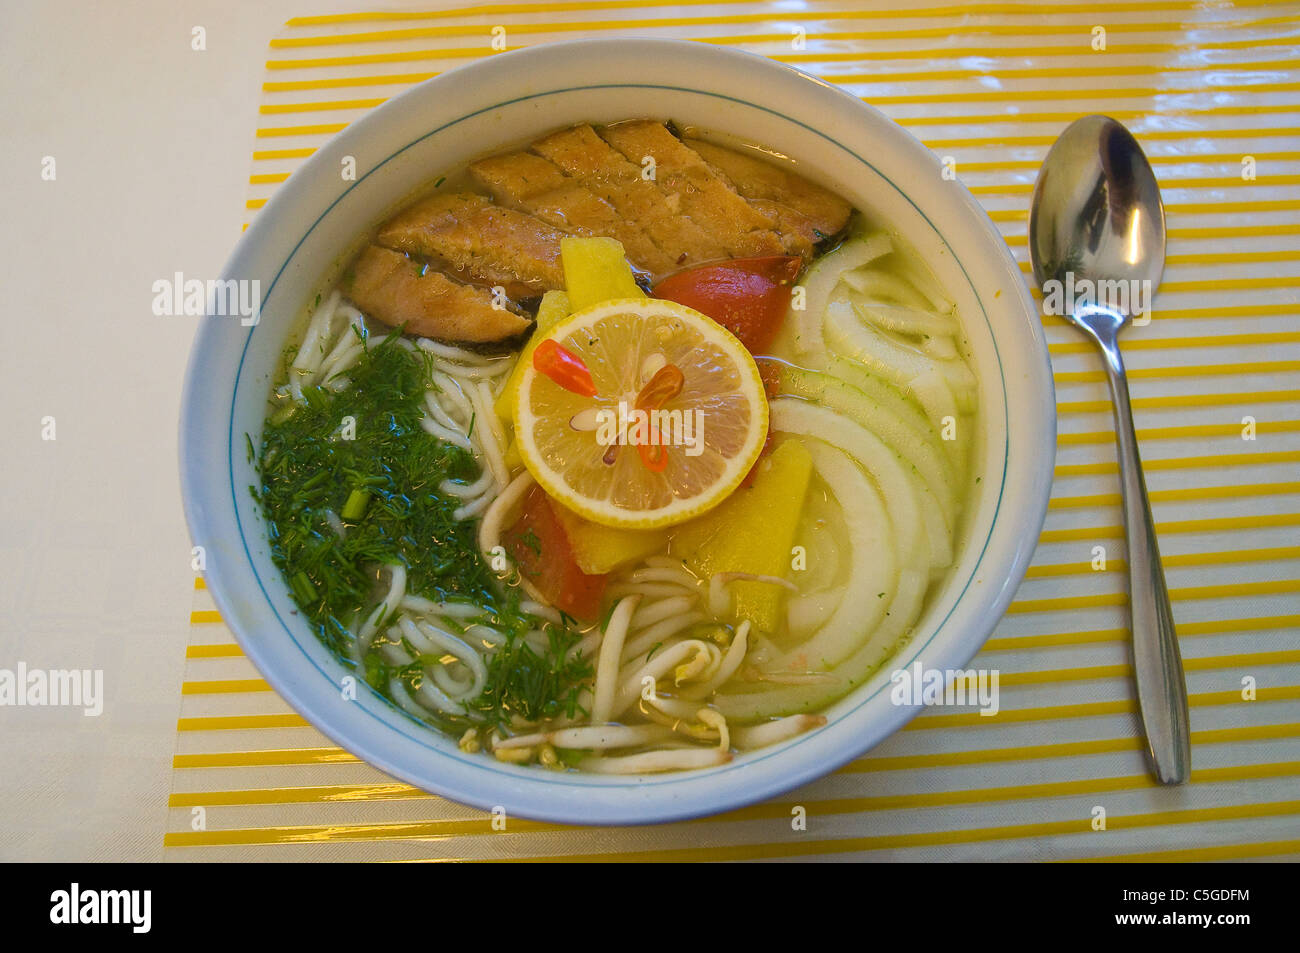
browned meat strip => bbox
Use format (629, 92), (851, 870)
(531, 123), (728, 269)
(746, 199), (818, 258)
(469, 152), (677, 274)
(598, 120), (785, 259)
(376, 192), (568, 297)
(467, 152), (569, 199)
(345, 245), (531, 344)
(682, 138), (852, 240)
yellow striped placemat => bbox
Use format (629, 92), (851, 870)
(167, 0), (1300, 861)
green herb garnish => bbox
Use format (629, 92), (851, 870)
(256, 333), (489, 657)
(255, 330), (593, 739)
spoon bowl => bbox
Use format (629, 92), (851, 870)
(1030, 115), (1167, 301)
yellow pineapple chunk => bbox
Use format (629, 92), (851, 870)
(559, 237), (644, 312)
(670, 439), (814, 632)
(496, 289), (572, 420)
(552, 501), (668, 575)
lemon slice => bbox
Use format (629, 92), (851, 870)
(513, 298), (769, 529)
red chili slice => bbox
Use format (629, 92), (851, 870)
(635, 364), (685, 410)
(532, 338), (598, 397)
(634, 363), (685, 473)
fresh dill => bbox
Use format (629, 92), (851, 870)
(462, 589), (593, 728)
(256, 333), (492, 657)
(255, 329), (592, 739)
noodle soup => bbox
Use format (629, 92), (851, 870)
(254, 119), (978, 774)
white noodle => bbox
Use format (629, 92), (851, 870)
(400, 595), (486, 620)
(414, 675), (465, 716)
(840, 268), (932, 310)
(318, 332), (369, 384)
(572, 628), (606, 660)
(643, 692), (712, 723)
(291, 289), (342, 379)
(356, 563), (407, 654)
(494, 723), (673, 751)
(731, 715), (827, 750)
(474, 379), (511, 484)
(921, 334), (958, 360)
(430, 371), (476, 424)
(424, 389), (466, 434)
(452, 492), (494, 521)
(389, 678), (434, 720)
(619, 611), (706, 664)
(520, 600), (565, 625)
(466, 379), (509, 490)
(697, 708), (730, 752)
(433, 358), (511, 382)
(416, 337), (499, 364)
(580, 747), (731, 774)
(397, 617), (488, 696)
(591, 595), (641, 724)
(678, 621), (751, 700)
(318, 323), (361, 374)
(627, 567), (701, 589)
(673, 641), (723, 684)
(463, 624), (508, 649)
(430, 664), (474, 699)
(419, 414), (473, 450)
(440, 467), (494, 499)
(611, 639), (714, 718)
(479, 470), (534, 561)
(335, 302), (364, 325)
(629, 595), (697, 630)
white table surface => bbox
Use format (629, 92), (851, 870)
(0, 0), (362, 862)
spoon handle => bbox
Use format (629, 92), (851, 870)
(1091, 321), (1192, 784)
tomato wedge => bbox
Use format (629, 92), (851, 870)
(502, 484), (607, 620)
(653, 255), (802, 354)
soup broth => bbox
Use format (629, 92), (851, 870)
(255, 119), (978, 773)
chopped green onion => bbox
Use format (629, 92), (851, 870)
(341, 488), (371, 521)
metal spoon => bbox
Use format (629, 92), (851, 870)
(1028, 115), (1191, 784)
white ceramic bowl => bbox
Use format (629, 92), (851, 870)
(180, 38), (1054, 825)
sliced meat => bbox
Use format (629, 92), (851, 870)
(345, 244), (531, 344)
(746, 199), (818, 258)
(468, 151), (569, 199)
(469, 152), (677, 275)
(531, 123), (728, 269)
(682, 138), (853, 240)
(376, 192), (568, 297)
(598, 120), (785, 259)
